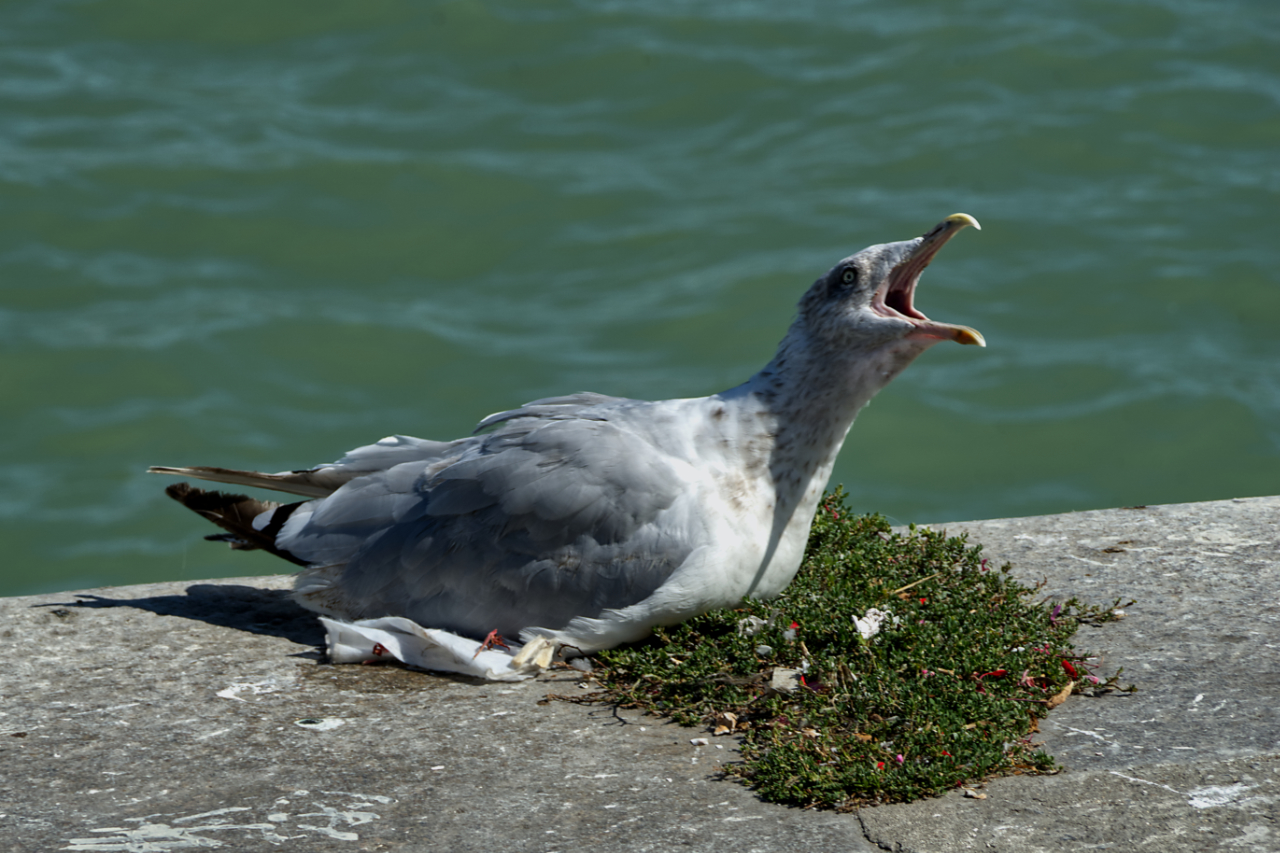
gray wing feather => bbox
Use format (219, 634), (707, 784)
(309, 434), (460, 482)
(149, 436), (459, 498)
(472, 392), (635, 432)
(280, 407), (695, 639)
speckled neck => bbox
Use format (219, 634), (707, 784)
(724, 321), (933, 554)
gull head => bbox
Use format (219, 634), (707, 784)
(796, 213), (985, 357)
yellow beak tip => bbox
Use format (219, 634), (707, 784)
(945, 212), (981, 231)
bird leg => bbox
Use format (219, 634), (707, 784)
(473, 630), (511, 658)
(361, 642), (391, 665)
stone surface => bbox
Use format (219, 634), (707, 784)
(2, 496), (1278, 852)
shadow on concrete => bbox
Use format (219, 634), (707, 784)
(39, 583), (324, 648)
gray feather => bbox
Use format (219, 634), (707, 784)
(277, 409), (692, 638)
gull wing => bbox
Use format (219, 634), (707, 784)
(286, 410), (698, 639)
(472, 392), (637, 432)
(150, 434), (461, 498)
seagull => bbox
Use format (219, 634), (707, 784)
(151, 213), (984, 659)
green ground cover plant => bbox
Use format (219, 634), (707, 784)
(587, 488), (1132, 810)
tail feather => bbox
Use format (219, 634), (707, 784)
(164, 482), (310, 567)
(148, 465), (339, 498)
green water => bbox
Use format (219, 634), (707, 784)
(3, 0), (1278, 598)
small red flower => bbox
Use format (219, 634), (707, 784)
(919, 597), (927, 604)
(1062, 660), (1079, 678)
(790, 621), (799, 630)
(876, 761), (885, 770)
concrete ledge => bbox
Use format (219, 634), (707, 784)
(2, 496), (1278, 852)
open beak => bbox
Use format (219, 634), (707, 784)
(872, 212), (986, 347)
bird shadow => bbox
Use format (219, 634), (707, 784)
(38, 583), (325, 649)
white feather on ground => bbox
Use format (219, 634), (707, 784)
(151, 214), (984, 679)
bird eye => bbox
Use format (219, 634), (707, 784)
(841, 268), (857, 284)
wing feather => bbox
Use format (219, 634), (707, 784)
(150, 435), (460, 497)
(284, 410), (699, 639)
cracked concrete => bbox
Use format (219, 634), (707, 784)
(2, 496), (1277, 852)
